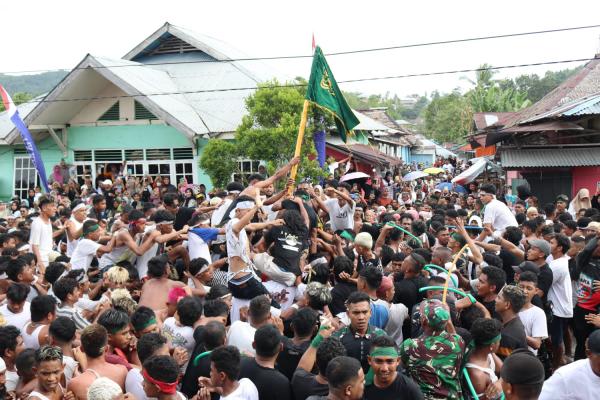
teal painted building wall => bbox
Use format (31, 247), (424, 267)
(0, 124), (212, 200)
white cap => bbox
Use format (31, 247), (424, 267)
(102, 179), (112, 186)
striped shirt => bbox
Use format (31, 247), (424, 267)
(57, 304), (91, 330)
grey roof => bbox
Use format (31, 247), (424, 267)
(0, 98), (41, 144)
(500, 148), (600, 168)
(1, 22), (279, 143)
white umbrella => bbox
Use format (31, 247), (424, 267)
(339, 172), (370, 182)
(403, 171), (428, 181)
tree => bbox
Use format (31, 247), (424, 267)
(422, 90), (472, 143)
(199, 79), (329, 187)
(0, 92), (34, 112)
(199, 139), (239, 188)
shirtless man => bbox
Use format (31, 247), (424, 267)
(67, 324), (128, 399)
(98, 209), (156, 270)
(138, 255), (186, 312)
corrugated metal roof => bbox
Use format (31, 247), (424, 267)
(563, 93), (600, 116)
(501, 148), (600, 168)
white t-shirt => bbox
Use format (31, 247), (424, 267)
(135, 226), (160, 279)
(29, 217), (54, 265)
(212, 199), (232, 227)
(483, 199), (518, 234)
(5, 369), (18, 392)
(66, 218), (84, 257)
(518, 305), (548, 355)
(0, 302), (31, 332)
(226, 218), (252, 266)
(63, 355), (78, 384)
(548, 255), (573, 318)
(70, 238), (101, 271)
(125, 368), (147, 400)
(226, 320), (256, 356)
(324, 198), (355, 232)
(539, 359), (600, 400)
(161, 317), (196, 355)
(221, 378), (259, 400)
(189, 227), (219, 263)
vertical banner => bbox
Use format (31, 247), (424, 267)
(313, 130), (326, 167)
(0, 85), (50, 193)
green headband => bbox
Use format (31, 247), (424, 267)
(481, 334), (502, 346)
(193, 350), (212, 367)
(135, 317), (157, 332)
(370, 347), (399, 358)
(83, 224), (100, 237)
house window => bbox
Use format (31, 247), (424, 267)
(14, 157), (39, 199)
(175, 162), (194, 185)
(232, 159), (260, 183)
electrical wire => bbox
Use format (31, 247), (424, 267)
(1, 23), (600, 74)
(10, 56), (596, 105)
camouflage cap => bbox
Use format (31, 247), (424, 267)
(423, 298), (450, 330)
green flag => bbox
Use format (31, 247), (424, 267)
(306, 46), (359, 142)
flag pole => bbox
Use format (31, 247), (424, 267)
(289, 99), (310, 194)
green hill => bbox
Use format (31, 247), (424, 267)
(0, 70), (68, 96)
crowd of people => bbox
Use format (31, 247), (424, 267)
(0, 154), (600, 400)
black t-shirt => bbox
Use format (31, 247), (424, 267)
(292, 368), (328, 400)
(330, 281), (357, 316)
(499, 249), (519, 284)
(276, 337), (311, 380)
(180, 326), (217, 399)
(476, 296), (502, 321)
(239, 358), (292, 400)
(537, 263), (553, 304)
(102, 188), (117, 210)
(357, 254), (382, 274)
(498, 316), (528, 359)
(264, 226), (307, 276)
(174, 206), (195, 231)
(364, 373), (424, 400)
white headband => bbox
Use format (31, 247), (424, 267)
(155, 221), (174, 226)
(72, 203), (87, 213)
(235, 201), (256, 210)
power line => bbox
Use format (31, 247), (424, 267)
(1, 23), (600, 75)
(13, 56), (595, 105)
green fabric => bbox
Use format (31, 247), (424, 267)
(306, 46), (359, 142)
(136, 317), (157, 331)
(369, 347), (399, 358)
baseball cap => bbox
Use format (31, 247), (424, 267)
(556, 194), (569, 203)
(528, 239), (551, 257)
(500, 349), (545, 385)
(512, 261), (540, 274)
(586, 221), (600, 233)
(102, 179), (113, 186)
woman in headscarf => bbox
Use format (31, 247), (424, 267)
(49, 165), (64, 185)
(568, 188), (592, 217)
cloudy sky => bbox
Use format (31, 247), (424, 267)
(3, 0), (600, 98)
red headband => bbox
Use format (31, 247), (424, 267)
(142, 369), (178, 394)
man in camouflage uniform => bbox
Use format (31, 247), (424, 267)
(400, 298), (465, 400)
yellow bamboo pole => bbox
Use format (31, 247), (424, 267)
(442, 244), (469, 303)
(289, 100), (310, 195)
